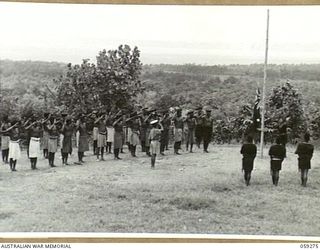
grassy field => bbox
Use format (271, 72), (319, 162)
(0, 143), (319, 236)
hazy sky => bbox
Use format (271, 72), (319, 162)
(0, 3), (320, 65)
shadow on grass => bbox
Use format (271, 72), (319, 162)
(169, 197), (215, 211)
(210, 185), (232, 192)
(0, 212), (15, 220)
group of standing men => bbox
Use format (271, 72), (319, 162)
(240, 126), (314, 187)
(0, 107), (316, 187)
(0, 106), (215, 171)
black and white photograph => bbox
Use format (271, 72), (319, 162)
(0, 2), (320, 238)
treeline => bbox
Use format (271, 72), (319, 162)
(0, 60), (66, 119)
(0, 60), (66, 78)
(2, 60), (320, 92)
(144, 63), (320, 81)
(2, 60), (320, 141)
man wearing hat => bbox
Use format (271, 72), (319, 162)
(195, 107), (203, 149)
(173, 107), (184, 155)
(160, 111), (171, 155)
(148, 119), (164, 168)
(202, 107), (214, 153)
(186, 110), (196, 153)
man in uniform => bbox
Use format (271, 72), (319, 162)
(202, 107), (214, 153)
(172, 107), (184, 155)
(194, 107), (203, 148)
(295, 132), (314, 187)
(269, 137), (286, 186)
(160, 110), (171, 155)
(61, 116), (75, 165)
(185, 110), (196, 153)
(94, 113), (107, 161)
(149, 120), (164, 168)
(240, 136), (257, 186)
(139, 108), (148, 153)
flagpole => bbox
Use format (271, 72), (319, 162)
(260, 9), (270, 158)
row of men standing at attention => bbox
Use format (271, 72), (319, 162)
(240, 132), (314, 187)
(89, 107), (214, 159)
(0, 106), (214, 171)
(0, 113), (91, 170)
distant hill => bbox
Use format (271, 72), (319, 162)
(0, 59), (66, 89)
(140, 63), (320, 116)
(143, 63), (320, 81)
(1, 59), (320, 119)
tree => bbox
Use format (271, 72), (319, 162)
(56, 59), (96, 114)
(266, 82), (306, 139)
(56, 45), (143, 114)
(95, 45), (143, 111)
(154, 93), (182, 110)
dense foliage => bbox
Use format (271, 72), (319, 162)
(55, 45), (143, 114)
(266, 82), (306, 139)
(1, 59), (320, 142)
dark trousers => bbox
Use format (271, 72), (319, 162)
(160, 142), (165, 153)
(93, 140), (97, 155)
(2, 149), (9, 163)
(62, 152), (69, 164)
(271, 170), (280, 186)
(48, 152), (55, 167)
(160, 129), (169, 153)
(30, 157), (38, 169)
(9, 158), (17, 171)
(26, 144), (30, 158)
(202, 126), (212, 151)
(146, 146), (150, 156)
(131, 145), (136, 156)
(97, 147), (104, 159)
(78, 152), (84, 162)
(114, 148), (121, 159)
(106, 142), (112, 153)
(195, 126), (203, 147)
(174, 141), (181, 153)
(43, 149), (48, 158)
(300, 169), (309, 187)
(244, 170), (252, 186)
(141, 141), (146, 152)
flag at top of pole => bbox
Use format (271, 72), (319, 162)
(259, 9), (270, 158)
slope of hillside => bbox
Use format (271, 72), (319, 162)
(1, 60), (320, 120)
